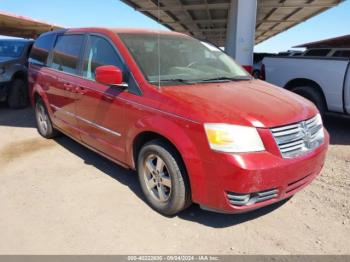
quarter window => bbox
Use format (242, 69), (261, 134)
(83, 35), (124, 80)
(29, 34), (55, 66)
(51, 35), (84, 75)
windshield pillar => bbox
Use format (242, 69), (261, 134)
(225, 0), (257, 73)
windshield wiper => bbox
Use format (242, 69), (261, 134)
(150, 79), (195, 85)
(194, 76), (252, 83)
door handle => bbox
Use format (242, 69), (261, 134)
(102, 94), (114, 102)
(75, 86), (88, 95)
(63, 82), (74, 91)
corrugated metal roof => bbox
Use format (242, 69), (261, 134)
(294, 34), (350, 48)
(121, 0), (343, 46)
(0, 11), (63, 39)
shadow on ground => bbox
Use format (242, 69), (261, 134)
(1, 106), (350, 227)
(54, 135), (290, 228)
(0, 104), (36, 128)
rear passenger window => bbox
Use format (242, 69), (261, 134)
(332, 50), (350, 58)
(51, 35), (84, 75)
(29, 34), (55, 66)
(83, 35), (124, 80)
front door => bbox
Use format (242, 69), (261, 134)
(75, 34), (128, 162)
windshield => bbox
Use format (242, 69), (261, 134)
(118, 33), (251, 85)
(0, 40), (26, 58)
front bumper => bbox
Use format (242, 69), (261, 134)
(193, 130), (329, 214)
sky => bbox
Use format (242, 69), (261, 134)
(0, 0), (349, 53)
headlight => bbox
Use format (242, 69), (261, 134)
(204, 124), (265, 153)
(313, 113), (325, 142)
(0, 67), (5, 74)
(315, 113), (323, 126)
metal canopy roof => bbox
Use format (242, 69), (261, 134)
(294, 34), (350, 48)
(121, 0), (343, 46)
(0, 11), (63, 39)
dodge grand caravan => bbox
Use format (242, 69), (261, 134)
(28, 28), (329, 215)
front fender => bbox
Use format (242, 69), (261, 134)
(125, 114), (207, 203)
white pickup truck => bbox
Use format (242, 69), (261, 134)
(262, 55), (350, 116)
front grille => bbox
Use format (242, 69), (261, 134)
(227, 189), (279, 206)
(270, 115), (324, 158)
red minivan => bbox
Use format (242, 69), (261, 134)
(28, 28), (329, 215)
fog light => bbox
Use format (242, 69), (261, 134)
(227, 189), (278, 207)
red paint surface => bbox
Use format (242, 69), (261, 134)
(242, 65), (253, 74)
(29, 28), (329, 213)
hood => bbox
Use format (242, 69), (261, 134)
(0, 56), (17, 64)
(160, 80), (318, 128)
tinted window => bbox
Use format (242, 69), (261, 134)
(332, 50), (350, 58)
(51, 34), (84, 75)
(304, 49), (331, 57)
(29, 34), (55, 66)
(0, 40), (26, 58)
(83, 35), (124, 80)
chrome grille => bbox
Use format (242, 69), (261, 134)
(271, 115), (324, 158)
(227, 189), (279, 206)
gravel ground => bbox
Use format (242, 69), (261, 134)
(0, 105), (349, 255)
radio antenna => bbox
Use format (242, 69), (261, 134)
(157, 0), (161, 90)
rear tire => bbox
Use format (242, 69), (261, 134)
(7, 78), (29, 109)
(291, 86), (326, 116)
(35, 98), (59, 139)
(137, 140), (192, 216)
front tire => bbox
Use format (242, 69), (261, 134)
(7, 78), (29, 109)
(35, 98), (59, 139)
(137, 140), (191, 216)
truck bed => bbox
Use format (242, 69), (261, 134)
(263, 56), (350, 114)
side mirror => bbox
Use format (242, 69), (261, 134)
(96, 65), (124, 86)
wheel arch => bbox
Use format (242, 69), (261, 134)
(11, 70), (27, 83)
(126, 116), (206, 203)
(33, 91), (41, 103)
(284, 78), (328, 111)
(132, 131), (183, 166)
(132, 131), (187, 173)
(30, 81), (49, 107)
(132, 130), (193, 198)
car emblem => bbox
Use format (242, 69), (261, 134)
(301, 121), (312, 148)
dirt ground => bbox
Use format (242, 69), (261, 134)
(0, 105), (349, 255)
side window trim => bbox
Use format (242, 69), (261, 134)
(82, 33), (128, 79)
(84, 33), (142, 96)
(29, 33), (56, 67)
(77, 33), (88, 77)
(46, 33), (58, 68)
(88, 33), (127, 67)
(48, 33), (87, 77)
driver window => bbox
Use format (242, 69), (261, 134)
(83, 35), (124, 80)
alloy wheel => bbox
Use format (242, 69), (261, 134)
(143, 154), (172, 202)
(36, 103), (49, 134)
